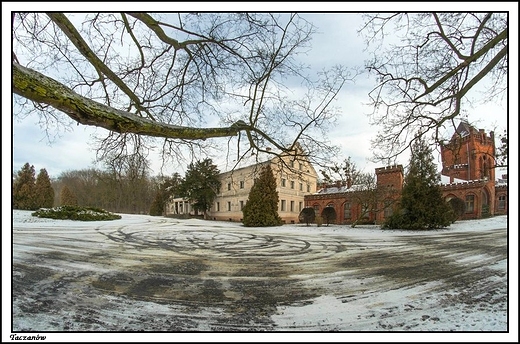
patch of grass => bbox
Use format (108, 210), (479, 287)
(32, 206), (121, 221)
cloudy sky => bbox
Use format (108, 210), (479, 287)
(6, 4), (516, 181)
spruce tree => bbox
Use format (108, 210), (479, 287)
(242, 164), (283, 227)
(35, 168), (55, 208)
(178, 159), (221, 217)
(384, 137), (451, 230)
(60, 185), (78, 206)
(13, 163), (37, 210)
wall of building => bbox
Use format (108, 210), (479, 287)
(494, 184), (508, 215)
(206, 150), (319, 224)
(440, 180), (495, 220)
(305, 165), (404, 225)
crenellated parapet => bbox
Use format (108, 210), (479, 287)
(440, 179), (488, 191)
(375, 164), (404, 174)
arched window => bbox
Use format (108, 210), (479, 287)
(465, 194), (475, 213)
(343, 202), (351, 219)
(483, 156), (490, 179)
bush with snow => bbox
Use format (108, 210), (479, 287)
(32, 205), (121, 221)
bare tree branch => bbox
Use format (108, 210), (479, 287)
(13, 13), (352, 171)
(361, 12), (508, 165)
(13, 62), (248, 139)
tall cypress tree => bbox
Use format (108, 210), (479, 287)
(242, 164), (283, 227)
(13, 163), (37, 210)
(384, 137), (452, 230)
(35, 168), (55, 208)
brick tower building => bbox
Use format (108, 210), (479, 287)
(440, 121), (496, 183)
(304, 121), (507, 224)
(439, 121), (505, 219)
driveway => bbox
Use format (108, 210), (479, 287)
(11, 210), (508, 334)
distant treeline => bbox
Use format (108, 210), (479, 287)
(51, 168), (163, 214)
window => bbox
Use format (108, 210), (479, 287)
(281, 178), (286, 187)
(465, 195), (475, 213)
(290, 181), (295, 189)
(299, 183), (303, 191)
(343, 202), (351, 219)
(240, 200), (244, 210)
(299, 201), (303, 212)
(498, 195), (506, 210)
(290, 201), (295, 212)
(227, 183), (231, 191)
(240, 181), (245, 189)
(299, 163), (303, 170)
(307, 184), (311, 192)
(227, 202), (232, 211)
(216, 202), (220, 212)
(384, 200), (393, 218)
(281, 200), (286, 211)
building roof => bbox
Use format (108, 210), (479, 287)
(315, 183), (369, 194)
(454, 121), (475, 138)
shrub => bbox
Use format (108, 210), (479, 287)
(321, 206), (337, 226)
(32, 205), (121, 221)
(298, 207), (315, 226)
(448, 197), (465, 223)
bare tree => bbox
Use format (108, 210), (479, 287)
(347, 172), (396, 228)
(12, 13), (353, 170)
(360, 12), (508, 165)
(320, 156), (361, 188)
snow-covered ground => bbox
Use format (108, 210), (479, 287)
(5, 210), (518, 342)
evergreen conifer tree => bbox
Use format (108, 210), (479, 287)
(149, 190), (165, 216)
(384, 137), (452, 230)
(178, 159), (220, 218)
(242, 164), (283, 227)
(60, 185), (78, 206)
(13, 163), (37, 210)
(35, 168), (55, 208)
